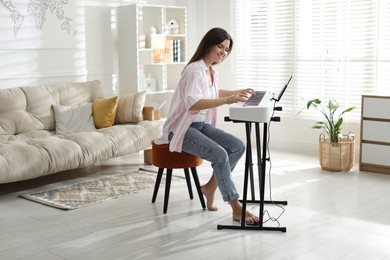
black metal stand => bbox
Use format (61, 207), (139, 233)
(217, 117), (287, 232)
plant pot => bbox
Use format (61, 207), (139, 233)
(319, 133), (355, 172)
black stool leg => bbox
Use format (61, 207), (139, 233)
(190, 167), (206, 210)
(152, 168), (164, 203)
(163, 168), (173, 214)
(184, 168), (194, 199)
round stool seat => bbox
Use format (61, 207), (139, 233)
(152, 142), (203, 169)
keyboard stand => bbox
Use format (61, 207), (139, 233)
(217, 117), (287, 232)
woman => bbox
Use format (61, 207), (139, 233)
(155, 27), (259, 225)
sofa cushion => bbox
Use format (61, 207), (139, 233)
(92, 96), (118, 129)
(116, 91), (146, 123)
(5, 130), (54, 142)
(0, 80), (104, 135)
(0, 88), (44, 135)
(21, 80), (104, 132)
(53, 103), (96, 135)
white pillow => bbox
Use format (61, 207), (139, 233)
(116, 91), (146, 123)
(53, 103), (97, 135)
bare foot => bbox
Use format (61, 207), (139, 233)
(200, 185), (218, 211)
(232, 210), (260, 225)
(229, 200), (259, 225)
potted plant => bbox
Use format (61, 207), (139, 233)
(306, 98), (355, 172)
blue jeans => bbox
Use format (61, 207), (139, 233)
(178, 122), (245, 202)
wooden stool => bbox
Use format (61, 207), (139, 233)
(151, 141), (206, 214)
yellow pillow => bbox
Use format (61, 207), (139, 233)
(92, 96), (118, 129)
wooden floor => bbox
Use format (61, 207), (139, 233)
(1, 150), (390, 260)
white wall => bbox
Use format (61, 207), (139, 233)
(0, 0), (177, 95)
(0, 0), (361, 159)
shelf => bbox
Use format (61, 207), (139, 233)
(146, 89), (174, 95)
(360, 95), (390, 174)
(117, 4), (187, 96)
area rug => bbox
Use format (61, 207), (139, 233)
(20, 168), (180, 210)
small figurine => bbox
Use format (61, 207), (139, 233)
(164, 18), (179, 35)
(150, 26), (157, 35)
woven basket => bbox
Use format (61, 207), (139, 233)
(319, 133), (355, 172)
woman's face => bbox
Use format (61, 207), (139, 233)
(205, 39), (230, 65)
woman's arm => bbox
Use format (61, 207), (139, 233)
(189, 88), (254, 111)
(219, 88), (254, 98)
(189, 96), (236, 110)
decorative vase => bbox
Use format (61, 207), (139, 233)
(319, 133), (355, 172)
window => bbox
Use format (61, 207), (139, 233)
(234, 0), (390, 122)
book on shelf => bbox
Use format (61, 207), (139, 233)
(164, 40), (173, 63)
(151, 38), (181, 63)
(172, 40), (181, 62)
(162, 39), (181, 63)
(138, 34), (146, 49)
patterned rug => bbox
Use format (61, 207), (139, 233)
(20, 168), (179, 210)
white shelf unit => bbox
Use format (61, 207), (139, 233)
(117, 4), (187, 96)
(360, 95), (390, 174)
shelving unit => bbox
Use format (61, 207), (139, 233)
(117, 4), (187, 97)
(360, 95), (390, 174)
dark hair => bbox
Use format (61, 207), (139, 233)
(186, 27), (233, 68)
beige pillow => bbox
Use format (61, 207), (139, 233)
(92, 96), (118, 129)
(116, 91), (146, 123)
(53, 103), (96, 134)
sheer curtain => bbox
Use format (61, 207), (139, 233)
(233, 0), (390, 122)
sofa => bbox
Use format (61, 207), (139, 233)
(0, 80), (163, 184)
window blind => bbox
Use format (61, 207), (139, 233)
(234, 0), (295, 112)
(233, 0), (390, 122)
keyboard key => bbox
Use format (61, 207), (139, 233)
(243, 91), (266, 106)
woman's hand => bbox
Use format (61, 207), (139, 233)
(236, 88), (255, 97)
(225, 88), (255, 104)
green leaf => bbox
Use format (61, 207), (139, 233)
(305, 97), (355, 143)
(307, 98), (321, 109)
(341, 106), (355, 115)
(334, 117), (343, 131)
(328, 99), (339, 111)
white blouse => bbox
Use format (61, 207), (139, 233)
(191, 83), (217, 122)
